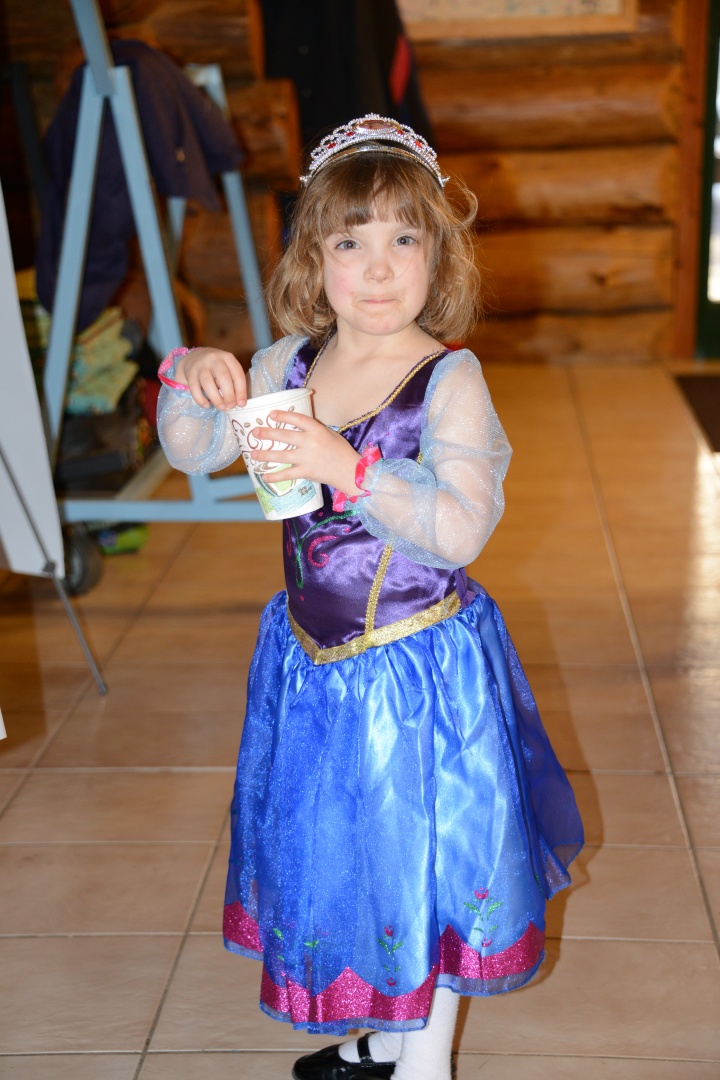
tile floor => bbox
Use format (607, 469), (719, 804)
(1, 363), (719, 1079)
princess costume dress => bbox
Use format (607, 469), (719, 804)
(157, 335), (583, 1035)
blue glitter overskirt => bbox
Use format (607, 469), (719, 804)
(223, 586), (583, 1034)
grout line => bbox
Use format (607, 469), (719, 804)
(11, 765), (236, 774)
(10, 764), (715, 778)
(567, 367), (720, 956)
(0, 839), (221, 846)
(0, 932), (186, 939)
(2, 1049), (719, 1063)
(131, 806), (231, 1080)
(1, 930), (713, 944)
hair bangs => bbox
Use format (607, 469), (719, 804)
(309, 154), (426, 242)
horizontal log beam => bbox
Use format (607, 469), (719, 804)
(413, 0), (681, 69)
(227, 80), (301, 190)
(442, 144), (679, 225)
(98, 0), (166, 24)
(422, 63), (682, 150)
(119, 0), (264, 79)
(477, 225), (674, 314)
(4, 0), (264, 82)
(465, 310), (674, 363)
(179, 188), (281, 300)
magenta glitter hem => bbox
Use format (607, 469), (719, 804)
(223, 901), (545, 1026)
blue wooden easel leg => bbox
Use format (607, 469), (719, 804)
(42, 67), (104, 459)
(109, 66), (183, 356)
(222, 170), (273, 349)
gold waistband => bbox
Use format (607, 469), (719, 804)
(287, 591), (462, 666)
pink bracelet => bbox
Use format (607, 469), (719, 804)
(332, 444), (382, 512)
(158, 346), (194, 391)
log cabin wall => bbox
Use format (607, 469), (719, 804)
(410, 0), (697, 363)
(1, 0), (705, 364)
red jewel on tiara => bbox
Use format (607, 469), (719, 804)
(300, 113), (448, 188)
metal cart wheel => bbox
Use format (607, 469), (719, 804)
(62, 523), (103, 595)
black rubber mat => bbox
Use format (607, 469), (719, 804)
(676, 375), (720, 452)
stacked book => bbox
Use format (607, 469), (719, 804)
(16, 269), (138, 415)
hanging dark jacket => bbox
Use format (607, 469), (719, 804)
(36, 39), (243, 333)
(260, 0), (432, 152)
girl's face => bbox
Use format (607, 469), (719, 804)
(322, 216), (431, 340)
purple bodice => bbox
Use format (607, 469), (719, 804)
(282, 342), (471, 656)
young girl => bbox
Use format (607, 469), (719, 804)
(157, 115), (583, 1080)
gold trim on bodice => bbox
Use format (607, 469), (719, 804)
(288, 591), (462, 666)
(365, 543), (393, 634)
(303, 344), (445, 433)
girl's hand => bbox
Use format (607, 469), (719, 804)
(250, 410), (363, 495)
(176, 347), (248, 411)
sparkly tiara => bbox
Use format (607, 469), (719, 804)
(300, 114), (448, 188)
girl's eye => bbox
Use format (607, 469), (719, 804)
(396, 234), (418, 246)
(336, 239), (358, 250)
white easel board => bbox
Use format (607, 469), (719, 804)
(0, 180), (64, 578)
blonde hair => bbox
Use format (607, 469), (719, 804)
(267, 150), (480, 344)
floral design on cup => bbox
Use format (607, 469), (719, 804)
(231, 406), (299, 497)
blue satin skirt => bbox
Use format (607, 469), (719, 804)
(223, 586), (583, 1034)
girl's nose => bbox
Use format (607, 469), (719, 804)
(365, 253), (392, 282)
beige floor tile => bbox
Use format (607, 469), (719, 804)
(614, 549), (720, 594)
(475, 546), (618, 600)
(0, 609), (131, 667)
(695, 848), (720, 928)
(545, 845), (713, 942)
(455, 1056), (720, 1079)
(146, 575), (280, 616)
(632, 596), (720, 668)
(475, 518), (606, 558)
(0, 843), (212, 933)
(0, 936), (178, 1052)
(72, 660), (248, 715)
(70, 553), (175, 615)
(0, 771), (24, 814)
(646, 668), (720, 774)
(0, 772), (231, 843)
(139, 520), (194, 557)
(181, 520), (283, 555)
(675, 777), (720, 848)
(0, 662), (90, 713)
(569, 773), (685, 847)
(0, 1055), (139, 1079)
(0, 710), (67, 768)
(458, 939), (720, 1059)
(526, 665), (663, 773)
(191, 835), (231, 932)
(38, 706), (244, 769)
(150, 936), (318, 1052)
(489, 598), (637, 667)
(138, 1051), (300, 1079)
(110, 611), (261, 666)
(148, 530), (285, 612)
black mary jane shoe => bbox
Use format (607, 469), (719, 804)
(292, 1032), (396, 1080)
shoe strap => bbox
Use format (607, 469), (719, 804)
(357, 1033), (373, 1065)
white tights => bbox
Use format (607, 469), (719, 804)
(338, 987), (459, 1080)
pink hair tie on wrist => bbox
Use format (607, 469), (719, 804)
(332, 444), (382, 512)
(158, 346), (195, 391)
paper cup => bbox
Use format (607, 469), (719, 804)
(227, 387), (324, 521)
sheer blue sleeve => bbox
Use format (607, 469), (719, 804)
(156, 335), (307, 475)
(354, 350), (512, 569)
